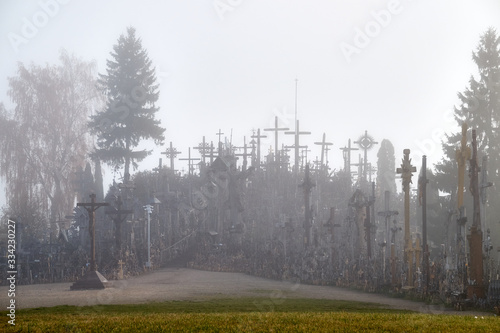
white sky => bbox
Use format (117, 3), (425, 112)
(1, 0), (499, 207)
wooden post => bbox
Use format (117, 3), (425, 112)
(396, 149), (416, 287)
(467, 129), (485, 298)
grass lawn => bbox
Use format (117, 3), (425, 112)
(0, 297), (497, 332)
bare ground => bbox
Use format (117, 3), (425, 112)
(0, 267), (492, 316)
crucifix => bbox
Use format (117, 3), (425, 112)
(264, 116), (289, 171)
(285, 120), (311, 172)
(251, 128), (267, 169)
(396, 149), (416, 287)
(179, 147), (201, 177)
(105, 196), (133, 258)
(71, 193), (109, 290)
(216, 129), (225, 156)
(354, 131), (378, 184)
(162, 142), (182, 170)
(314, 133), (333, 172)
(77, 194), (109, 272)
(467, 128), (485, 298)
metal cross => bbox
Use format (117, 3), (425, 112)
(161, 141), (182, 170)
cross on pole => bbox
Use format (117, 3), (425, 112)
(314, 133), (333, 172)
(264, 116), (289, 170)
(396, 149), (416, 287)
(77, 193), (109, 272)
(354, 131), (378, 184)
(179, 147), (201, 177)
(251, 128), (267, 169)
(105, 196), (133, 258)
(418, 155), (429, 293)
(340, 139), (358, 182)
(377, 190), (399, 283)
(455, 123), (470, 290)
(235, 137), (252, 171)
(216, 129), (225, 156)
(162, 142), (182, 170)
(285, 120), (311, 172)
(194, 136), (210, 164)
(467, 128), (485, 298)
(299, 164), (315, 247)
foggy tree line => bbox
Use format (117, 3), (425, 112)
(0, 27), (499, 305)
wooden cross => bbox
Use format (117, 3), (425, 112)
(339, 139), (359, 181)
(216, 129), (224, 155)
(194, 136), (210, 164)
(264, 116), (289, 168)
(418, 155), (430, 293)
(251, 128), (267, 169)
(285, 120), (311, 172)
(235, 137), (252, 171)
(77, 193), (109, 272)
(179, 147), (201, 177)
(299, 164), (315, 247)
(467, 128), (484, 298)
(314, 133), (333, 171)
(161, 141), (182, 170)
(105, 196), (133, 258)
(377, 190), (399, 284)
(396, 149), (416, 286)
(300, 147), (311, 171)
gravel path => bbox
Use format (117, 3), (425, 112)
(0, 267), (491, 316)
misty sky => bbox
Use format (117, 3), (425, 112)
(1, 0), (499, 207)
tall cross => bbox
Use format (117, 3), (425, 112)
(300, 147), (311, 171)
(105, 196), (133, 258)
(179, 147), (201, 177)
(455, 122), (470, 289)
(377, 190), (399, 283)
(299, 164), (315, 247)
(396, 149), (416, 286)
(251, 129), (267, 169)
(418, 155), (429, 293)
(354, 131), (378, 183)
(161, 142), (182, 170)
(216, 129), (224, 156)
(77, 193), (109, 272)
(235, 137), (252, 171)
(314, 133), (333, 171)
(285, 120), (311, 172)
(194, 136), (210, 164)
(467, 128), (484, 298)
(264, 116), (289, 169)
(340, 139), (358, 181)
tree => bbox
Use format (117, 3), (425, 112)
(434, 27), (500, 259)
(0, 50), (100, 238)
(89, 27), (165, 183)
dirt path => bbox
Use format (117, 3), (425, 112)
(0, 268), (491, 316)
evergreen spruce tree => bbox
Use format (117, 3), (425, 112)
(90, 27), (165, 182)
(434, 28), (500, 249)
